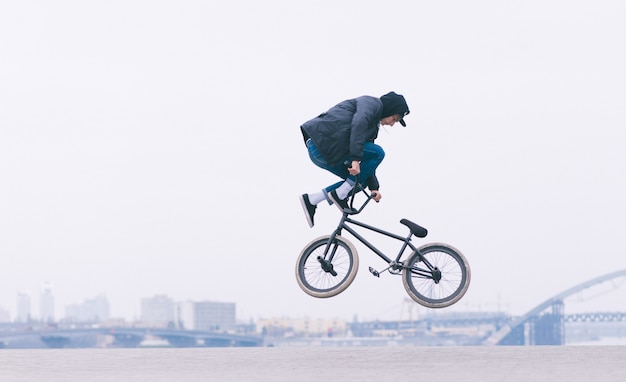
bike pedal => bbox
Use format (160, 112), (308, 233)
(368, 267), (380, 278)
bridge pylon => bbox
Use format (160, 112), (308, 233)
(530, 300), (564, 345)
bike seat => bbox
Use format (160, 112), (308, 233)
(400, 219), (428, 238)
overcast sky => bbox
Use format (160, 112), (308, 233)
(1, 0), (625, 323)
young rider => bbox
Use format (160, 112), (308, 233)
(299, 91), (410, 227)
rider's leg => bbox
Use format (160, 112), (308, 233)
(301, 140), (384, 214)
(353, 142), (385, 189)
(304, 140), (350, 205)
(327, 142), (385, 195)
(300, 140), (341, 227)
(326, 178), (356, 199)
(324, 143), (384, 211)
(308, 141), (385, 198)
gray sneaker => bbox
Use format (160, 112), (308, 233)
(299, 194), (316, 228)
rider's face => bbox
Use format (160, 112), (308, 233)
(380, 114), (401, 126)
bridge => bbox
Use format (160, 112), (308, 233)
(483, 269), (626, 345)
(0, 327), (263, 349)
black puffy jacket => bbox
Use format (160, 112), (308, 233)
(300, 96), (382, 190)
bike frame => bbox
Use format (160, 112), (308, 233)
(327, 213), (416, 267)
(321, 190), (434, 278)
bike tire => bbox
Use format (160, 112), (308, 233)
(402, 242), (471, 308)
(295, 235), (359, 298)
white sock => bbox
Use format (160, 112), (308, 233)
(335, 181), (355, 200)
(308, 191), (326, 205)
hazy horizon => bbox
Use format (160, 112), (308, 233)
(3, 265), (626, 323)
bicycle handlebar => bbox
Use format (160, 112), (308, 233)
(343, 173), (376, 214)
(341, 160), (379, 214)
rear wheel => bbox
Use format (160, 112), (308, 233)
(402, 243), (470, 308)
(295, 235), (359, 298)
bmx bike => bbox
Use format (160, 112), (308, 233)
(295, 187), (471, 308)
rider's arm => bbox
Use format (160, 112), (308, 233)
(348, 160), (360, 176)
(366, 175), (382, 202)
(366, 173), (379, 191)
(349, 96), (381, 162)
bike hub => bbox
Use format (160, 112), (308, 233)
(317, 256), (337, 276)
(432, 267), (442, 283)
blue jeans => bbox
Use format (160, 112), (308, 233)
(306, 139), (385, 198)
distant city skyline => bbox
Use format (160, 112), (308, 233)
(2, 269), (626, 325)
(0, 282), (238, 331)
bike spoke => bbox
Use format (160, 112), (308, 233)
(403, 244), (470, 308)
(299, 239), (355, 294)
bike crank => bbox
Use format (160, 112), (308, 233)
(369, 261), (403, 278)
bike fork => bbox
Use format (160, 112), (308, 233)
(318, 229), (343, 277)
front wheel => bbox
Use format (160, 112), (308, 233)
(295, 235), (359, 298)
(402, 243), (471, 308)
